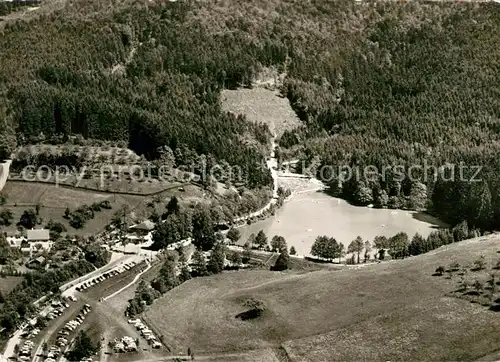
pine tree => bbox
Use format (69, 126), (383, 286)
(347, 236), (364, 264)
(409, 233), (425, 256)
(255, 230), (268, 250)
(468, 181), (493, 231)
(192, 250), (208, 277)
(363, 240), (371, 262)
(272, 248), (290, 271)
(207, 244), (226, 274)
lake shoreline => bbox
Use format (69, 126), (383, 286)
(237, 187), (447, 258)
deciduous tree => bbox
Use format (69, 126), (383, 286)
(226, 228), (241, 244)
(270, 235), (287, 252)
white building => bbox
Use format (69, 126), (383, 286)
(27, 229), (50, 242)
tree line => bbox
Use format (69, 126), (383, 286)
(310, 220), (481, 263)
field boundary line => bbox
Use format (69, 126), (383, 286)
(5, 179), (190, 197)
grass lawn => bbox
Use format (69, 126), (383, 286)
(143, 234), (500, 361)
(0, 181), (145, 236)
(0, 180), (213, 237)
(2, 181), (112, 208)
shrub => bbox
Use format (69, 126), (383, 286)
(494, 259), (500, 270)
(472, 255), (486, 271)
(434, 266), (445, 276)
(448, 261), (461, 272)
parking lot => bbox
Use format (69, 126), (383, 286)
(3, 259), (149, 362)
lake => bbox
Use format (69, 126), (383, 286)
(237, 190), (447, 257)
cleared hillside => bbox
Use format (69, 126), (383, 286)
(221, 88), (301, 137)
(144, 233), (500, 361)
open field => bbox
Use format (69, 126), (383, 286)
(0, 276), (23, 295)
(0, 181), (144, 236)
(143, 233), (500, 361)
(0, 181), (202, 236)
(9, 143), (195, 195)
(7, 174), (186, 195)
(221, 88), (301, 136)
(2, 181), (114, 208)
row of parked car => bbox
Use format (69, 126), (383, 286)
(21, 326), (41, 340)
(44, 345), (62, 362)
(17, 340), (34, 361)
(46, 300), (70, 320)
(14, 295), (79, 361)
(56, 304), (92, 348)
(127, 318), (161, 349)
(75, 261), (138, 292)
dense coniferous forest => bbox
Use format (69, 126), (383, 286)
(0, 0), (499, 228)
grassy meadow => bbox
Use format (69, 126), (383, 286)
(143, 234), (500, 361)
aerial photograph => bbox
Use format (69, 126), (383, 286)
(0, 0), (499, 361)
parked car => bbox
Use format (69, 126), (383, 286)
(152, 341), (162, 349)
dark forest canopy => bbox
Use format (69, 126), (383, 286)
(0, 0), (499, 227)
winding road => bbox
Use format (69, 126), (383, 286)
(233, 136), (279, 223)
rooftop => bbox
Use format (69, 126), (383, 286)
(129, 220), (155, 231)
(27, 229), (50, 241)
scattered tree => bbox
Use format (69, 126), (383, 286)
(192, 249), (208, 277)
(192, 209), (216, 251)
(242, 242), (251, 263)
(247, 233), (256, 248)
(166, 196), (180, 216)
(226, 228), (241, 244)
(363, 240), (371, 262)
(66, 330), (100, 361)
(452, 220), (469, 242)
(207, 244), (226, 274)
(373, 235), (388, 250)
(311, 236), (343, 262)
(434, 266), (445, 276)
(228, 251), (242, 265)
(409, 233), (426, 256)
(255, 230), (268, 249)
(270, 235), (287, 253)
(387, 232), (409, 259)
(0, 209), (13, 226)
(272, 248), (290, 271)
(472, 255), (486, 271)
(19, 209), (37, 229)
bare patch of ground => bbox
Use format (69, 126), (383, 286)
(221, 88), (301, 137)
